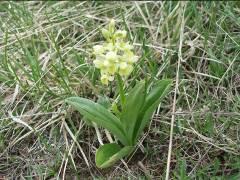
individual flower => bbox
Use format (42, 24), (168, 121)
(92, 19), (138, 85)
(114, 30), (127, 39)
(93, 45), (105, 55)
(119, 62), (133, 76)
(122, 51), (138, 64)
(106, 51), (118, 62)
(101, 74), (114, 85)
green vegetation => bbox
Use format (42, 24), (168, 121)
(0, 1), (239, 179)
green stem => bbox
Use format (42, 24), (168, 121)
(116, 74), (125, 108)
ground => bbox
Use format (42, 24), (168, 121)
(0, 1), (240, 179)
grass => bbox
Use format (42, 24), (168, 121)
(0, 1), (240, 179)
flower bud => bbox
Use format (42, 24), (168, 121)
(101, 28), (110, 40)
(101, 74), (109, 85)
(108, 19), (115, 33)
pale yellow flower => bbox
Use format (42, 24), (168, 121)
(93, 45), (105, 55)
(101, 74), (109, 85)
(108, 64), (118, 74)
(92, 19), (138, 85)
(104, 42), (114, 51)
(103, 60), (110, 67)
(106, 51), (118, 62)
(119, 62), (128, 70)
(101, 74), (114, 85)
(93, 60), (102, 68)
(114, 30), (127, 39)
(122, 42), (133, 51)
(122, 51), (138, 64)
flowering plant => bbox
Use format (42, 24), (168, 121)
(66, 20), (172, 168)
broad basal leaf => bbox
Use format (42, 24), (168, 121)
(120, 81), (146, 145)
(132, 79), (172, 143)
(66, 97), (128, 145)
(96, 143), (133, 168)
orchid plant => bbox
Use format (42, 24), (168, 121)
(66, 19), (172, 168)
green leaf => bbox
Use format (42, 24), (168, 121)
(143, 79), (172, 111)
(83, 96), (111, 127)
(65, 97), (128, 145)
(96, 143), (133, 169)
(111, 102), (121, 118)
(132, 79), (172, 143)
(120, 81), (146, 145)
(97, 95), (111, 109)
